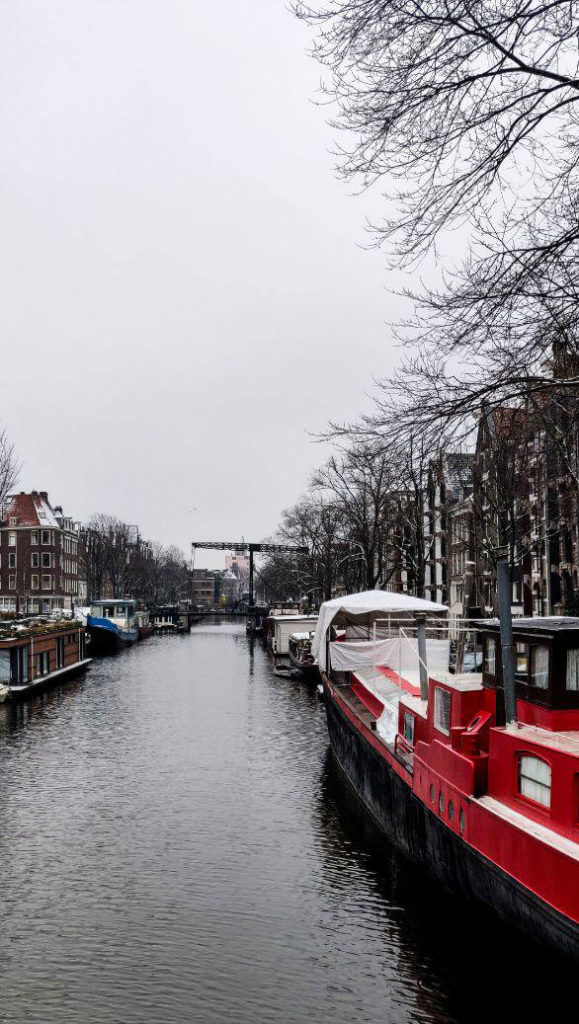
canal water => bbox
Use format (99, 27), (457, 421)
(0, 621), (574, 1023)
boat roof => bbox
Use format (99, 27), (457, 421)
(91, 599), (134, 606)
(312, 590), (448, 671)
(475, 616), (579, 635)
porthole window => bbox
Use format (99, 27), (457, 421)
(459, 809), (466, 834)
(429, 784), (435, 804)
(448, 800), (454, 821)
(438, 791), (444, 815)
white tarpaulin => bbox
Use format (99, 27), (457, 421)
(312, 590), (448, 671)
(329, 637), (401, 672)
(329, 636), (450, 684)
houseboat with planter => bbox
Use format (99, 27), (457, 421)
(87, 600), (139, 653)
(312, 590), (579, 960)
(0, 618), (91, 698)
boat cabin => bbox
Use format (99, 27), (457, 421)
(477, 617), (579, 728)
(89, 600), (136, 626)
(0, 619), (90, 697)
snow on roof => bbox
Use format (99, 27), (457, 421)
(3, 492), (60, 528)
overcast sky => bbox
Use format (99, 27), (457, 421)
(0, 1), (404, 567)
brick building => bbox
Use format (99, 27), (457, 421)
(0, 491), (82, 615)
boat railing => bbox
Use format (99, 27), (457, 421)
(372, 618), (483, 684)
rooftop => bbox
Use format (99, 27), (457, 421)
(475, 617), (579, 634)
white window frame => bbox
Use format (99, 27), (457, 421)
(8, 574), (16, 590)
(8, 531), (16, 547)
(518, 754), (551, 809)
(31, 575), (39, 591)
(31, 552), (39, 568)
(41, 575), (52, 591)
(434, 687), (452, 735)
(566, 650), (579, 691)
(31, 531), (38, 545)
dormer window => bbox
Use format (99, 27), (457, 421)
(9, 517), (17, 526)
(518, 755), (551, 808)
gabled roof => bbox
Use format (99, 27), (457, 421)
(2, 492), (60, 529)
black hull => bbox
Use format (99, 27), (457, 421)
(87, 628), (136, 655)
(325, 683), (578, 960)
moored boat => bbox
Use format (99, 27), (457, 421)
(136, 610), (154, 640)
(312, 590), (579, 960)
(87, 600), (139, 653)
(0, 618), (91, 698)
(288, 630), (318, 678)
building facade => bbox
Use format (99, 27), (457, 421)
(0, 492), (81, 615)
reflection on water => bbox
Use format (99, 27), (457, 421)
(0, 621), (573, 1023)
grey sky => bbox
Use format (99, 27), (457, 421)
(0, 1), (403, 567)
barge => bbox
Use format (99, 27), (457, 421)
(312, 591), (579, 959)
(0, 618), (91, 698)
(87, 600), (139, 653)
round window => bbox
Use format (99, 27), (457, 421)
(438, 791), (444, 815)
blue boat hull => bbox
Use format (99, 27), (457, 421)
(87, 617), (139, 654)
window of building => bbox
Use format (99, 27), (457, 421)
(9, 517), (17, 526)
(515, 643), (528, 681)
(8, 531), (16, 546)
(530, 645), (549, 689)
(41, 552), (52, 568)
(403, 711), (415, 746)
(484, 638), (496, 675)
(11, 646), (29, 684)
(41, 530), (51, 545)
(0, 650), (10, 683)
(434, 687), (451, 734)
(31, 553), (39, 568)
(41, 575), (51, 591)
(31, 575), (39, 591)
(8, 575), (16, 590)
(31, 531), (38, 545)
(35, 651), (50, 677)
(566, 650), (579, 691)
(518, 755), (551, 808)
(8, 552), (16, 569)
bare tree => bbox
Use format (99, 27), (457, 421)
(0, 428), (19, 513)
(297, 1), (579, 434)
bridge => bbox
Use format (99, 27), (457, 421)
(191, 541), (308, 606)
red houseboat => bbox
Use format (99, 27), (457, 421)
(312, 591), (579, 960)
(0, 618), (91, 698)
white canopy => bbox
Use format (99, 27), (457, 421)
(311, 589), (448, 671)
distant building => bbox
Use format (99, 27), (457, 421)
(0, 491), (81, 615)
(192, 568), (215, 608)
